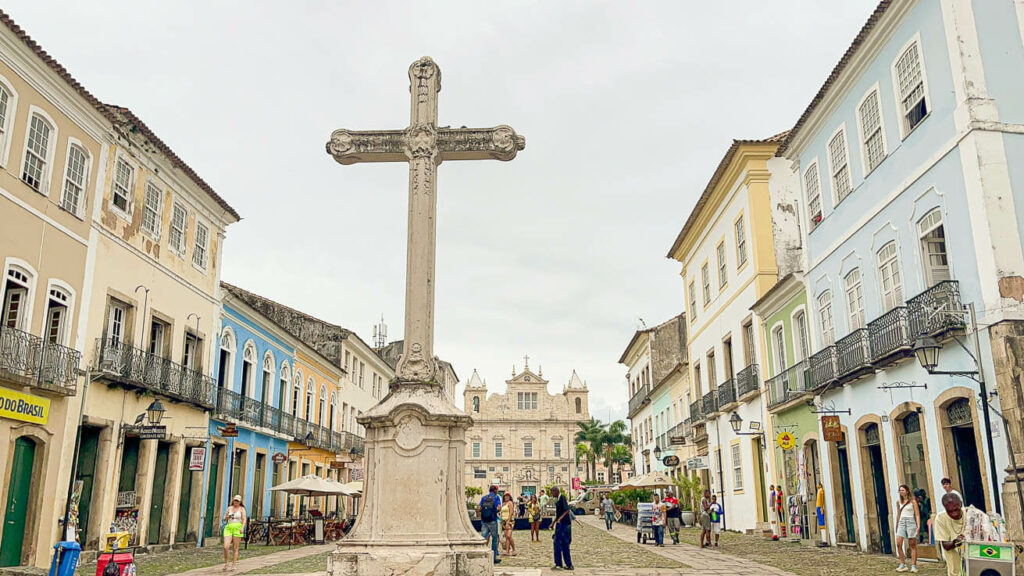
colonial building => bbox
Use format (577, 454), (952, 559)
(667, 134), (790, 533)
(620, 314), (690, 478)
(463, 363), (588, 496)
(0, 11), (107, 567)
(774, 0), (1021, 555)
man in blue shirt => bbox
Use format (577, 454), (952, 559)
(551, 487), (574, 571)
(476, 485), (501, 565)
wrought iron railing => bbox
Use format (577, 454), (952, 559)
(690, 399), (705, 424)
(716, 378), (737, 408)
(96, 338), (215, 408)
(907, 280), (964, 337)
(735, 363), (760, 398)
(628, 383), (650, 417)
(836, 329), (872, 377)
(869, 306), (912, 361)
(766, 360), (810, 409)
(701, 390), (719, 417)
(809, 346), (838, 389)
(0, 325), (80, 394)
(669, 419), (689, 445)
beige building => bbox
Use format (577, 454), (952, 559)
(462, 363), (588, 496)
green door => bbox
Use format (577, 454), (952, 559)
(176, 457), (194, 542)
(1, 438), (35, 567)
(76, 427), (101, 547)
(205, 445), (222, 538)
(148, 444), (170, 544)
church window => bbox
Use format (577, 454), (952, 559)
(193, 221), (210, 270)
(553, 442), (562, 458)
(169, 202), (187, 255)
(142, 182), (162, 238)
(517, 392), (537, 410)
(701, 263), (711, 305)
(494, 442), (502, 458)
(688, 282), (697, 321)
(472, 442), (480, 458)
(111, 157), (134, 213)
(735, 217), (747, 267)
(61, 144), (88, 217)
(804, 162), (822, 228)
(597, 472), (605, 483)
(22, 113), (54, 193)
(858, 89), (886, 173)
(716, 242), (727, 287)
(523, 442), (533, 458)
(472, 396), (480, 412)
(828, 128), (852, 202)
(574, 397), (581, 414)
(895, 40), (928, 136)
(561, 466), (568, 472)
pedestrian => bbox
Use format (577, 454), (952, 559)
(477, 485), (501, 565)
(651, 493), (666, 546)
(815, 483), (828, 547)
(895, 484), (920, 573)
(699, 489), (712, 548)
(540, 489), (549, 514)
(501, 492), (518, 556)
(934, 492), (967, 576)
(222, 495), (247, 571)
(528, 494), (542, 542)
(776, 483), (786, 538)
(940, 477), (963, 506)
(601, 493), (616, 531)
(551, 486), (574, 571)
(768, 484), (779, 540)
(664, 493), (681, 544)
(518, 494), (526, 518)
(709, 495), (722, 548)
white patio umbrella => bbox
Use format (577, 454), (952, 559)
(271, 474), (353, 517)
(340, 480), (363, 495)
(621, 472), (675, 489)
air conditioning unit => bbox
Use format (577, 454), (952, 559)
(966, 541), (1015, 576)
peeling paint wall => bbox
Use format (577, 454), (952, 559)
(650, 314), (687, 384)
(767, 155), (804, 279)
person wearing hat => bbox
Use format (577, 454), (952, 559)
(223, 494), (248, 571)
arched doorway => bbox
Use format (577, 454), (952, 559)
(943, 398), (985, 510)
(859, 423), (892, 554)
(827, 431), (857, 544)
(1, 437), (37, 567)
(803, 439), (823, 539)
(894, 410), (937, 559)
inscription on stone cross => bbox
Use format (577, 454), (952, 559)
(326, 56), (525, 384)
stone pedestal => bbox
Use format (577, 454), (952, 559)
(329, 382), (491, 576)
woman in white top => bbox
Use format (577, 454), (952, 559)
(894, 484), (920, 573)
(222, 495), (248, 571)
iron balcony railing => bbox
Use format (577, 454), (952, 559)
(701, 390), (719, 417)
(716, 378), (737, 408)
(0, 325), (80, 394)
(690, 399), (705, 424)
(735, 363), (760, 398)
(869, 306), (913, 362)
(836, 328), (872, 378)
(95, 338), (214, 408)
(627, 383), (651, 417)
(766, 360), (811, 409)
(809, 346), (838, 389)
(669, 419), (689, 445)
(907, 280), (964, 337)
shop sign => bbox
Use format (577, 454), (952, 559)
(219, 423), (239, 438)
(662, 455), (680, 467)
(776, 432), (797, 450)
(685, 456), (709, 470)
(189, 447), (207, 471)
(0, 387), (49, 425)
(139, 425), (167, 440)
(352, 467), (364, 481)
(571, 477), (581, 491)
(821, 416), (842, 442)
(272, 452), (288, 464)
(329, 460), (346, 469)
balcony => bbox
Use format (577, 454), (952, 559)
(809, 346), (838, 389)
(766, 360), (811, 410)
(869, 306), (913, 365)
(716, 378), (737, 410)
(701, 390), (719, 418)
(907, 280), (964, 337)
(0, 325), (81, 395)
(96, 338), (215, 408)
(735, 363), (760, 398)
(669, 419), (690, 445)
(627, 383), (650, 417)
(689, 399), (705, 424)
(836, 328), (873, 382)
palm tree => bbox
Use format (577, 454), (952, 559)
(606, 444), (633, 483)
(576, 418), (605, 482)
(575, 442), (593, 481)
(599, 420), (629, 480)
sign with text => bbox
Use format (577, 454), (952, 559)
(821, 416), (843, 442)
(188, 447), (207, 471)
(139, 425), (167, 440)
(571, 477), (581, 491)
(662, 455), (680, 467)
(0, 387), (49, 425)
(776, 432), (797, 450)
(272, 452), (288, 464)
(219, 423), (239, 438)
(686, 456), (710, 470)
(329, 460), (346, 469)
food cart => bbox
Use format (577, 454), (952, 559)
(635, 502), (654, 544)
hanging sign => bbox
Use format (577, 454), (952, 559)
(821, 416), (843, 442)
(219, 423), (239, 438)
(0, 387), (50, 425)
(188, 446), (207, 471)
(329, 460), (346, 470)
(662, 455), (680, 467)
(272, 452), (288, 464)
(686, 456), (710, 470)
(776, 432), (797, 450)
(139, 425), (167, 440)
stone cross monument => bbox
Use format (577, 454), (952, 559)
(325, 57), (525, 576)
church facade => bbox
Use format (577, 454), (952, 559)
(462, 364), (589, 497)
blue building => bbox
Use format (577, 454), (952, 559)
(775, 0), (1023, 556)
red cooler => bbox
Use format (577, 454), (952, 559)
(95, 552), (134, 576)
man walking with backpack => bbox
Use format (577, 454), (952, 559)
(477, 485), (501, 565)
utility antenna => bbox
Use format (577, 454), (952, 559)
(372, 314), (388, 349)
(638, 317), (647, 330)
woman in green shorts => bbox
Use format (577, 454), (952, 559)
(223, 495), (247, 570)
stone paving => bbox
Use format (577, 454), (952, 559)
(174, 544), (335, 576)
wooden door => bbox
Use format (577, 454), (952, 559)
(204, 445), (222, 538)
(76, 428), (101, 546)
(148, 443), (169, 544)
(176, 459), (193, 542)
(1, 438), (35, 567)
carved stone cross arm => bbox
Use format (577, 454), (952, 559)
(326, 126), (525, 165)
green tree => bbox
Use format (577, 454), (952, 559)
(599, 420), (629, 481)
(606, 444), (633, 483)
(575, 442), (593, 481)
(575, 417), (606, 481)
(465, 485), (483, 500)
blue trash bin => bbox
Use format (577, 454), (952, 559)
(49, 541), (81, 576)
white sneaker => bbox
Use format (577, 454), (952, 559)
(909, 566), (917, 573)
(896, 564), (908, 572)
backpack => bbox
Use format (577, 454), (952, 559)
(480, 494), (497, 522)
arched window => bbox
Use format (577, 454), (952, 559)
(772, 325), (787, 374)
(844, 269), (865, 330)
(241, 341), (257, 397)
(2, 264), (33, 330)
(22, 112), (55, 192)
(262, 352), (275, 404)
(319, 384), (327, 425)
(44, 283), (72, 346)
(278, 361), (291, 412)
(305, 377), (314, 421)
(793, 311), (809, 362)
(575, 397), (582, 414)
(329, 392), (338, 431)
(472, 396), (480, 413)
(877, 242), (903, 311)
(0, 80), (14, 162)
(918, 208), (950, 286)
(217, 328), (235, 389)
(292, 369), (303, 417)
(61, 143), (89, 216)
(817, 291), (834, 346)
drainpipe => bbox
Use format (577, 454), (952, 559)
(969, 304), (1002, 516)
(196, 431), (212, 548)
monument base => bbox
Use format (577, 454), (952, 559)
(327, 381), (491, 576)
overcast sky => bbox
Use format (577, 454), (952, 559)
(10, 1), (879, 424)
